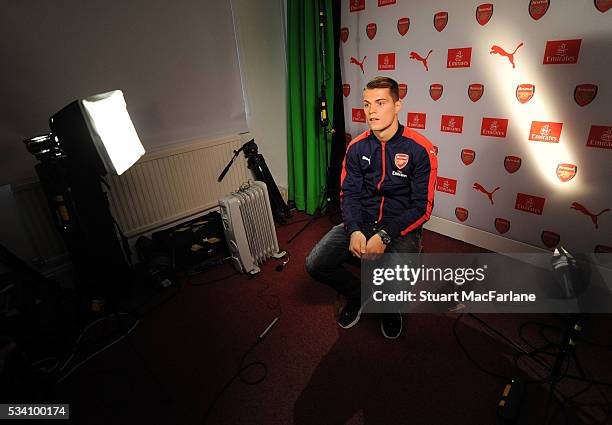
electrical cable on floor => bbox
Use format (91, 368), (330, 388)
(191, 249), (286, 423)
(199, 250), (288, 423)
(453, 314), (552, 385)
(475, 317), (612, 424)
(453, 314), (520, 381)
(554, 361), (612, 425)
(188, 270), (242, 286)
(57, 315), (140, 384)
(58, 314), (125, 374)
(199, 317), (279, 425)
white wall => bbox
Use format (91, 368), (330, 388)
(0, 0), (247, 186)
(231, 0), (289, 189)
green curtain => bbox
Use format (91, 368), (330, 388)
(287, 0), (335, 214)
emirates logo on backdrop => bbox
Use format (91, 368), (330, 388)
(473, 182), (500, 205)
(378, 0), (396, 6)
(447, 47), (472, 68)
(490, 43), (524, 68)
(595, 0), (612, 13)
(340, 27), (349, 43)
(430, 84), (443, 101)
(529, 0), (550, 20)
(436, 177), (457, 194)
(461, 149), (476, 165)
(455, 207), (469, 222)
(543, 39), (581, 64)
(366, 23), (377, 40)
(398, 83), (407, 99)
(481, 118), (509, 138)
(541, 231), (560, 248)
(586, 125), (612, 149)
(516, 84), (535, 104)
(515, 193), (546, 215)
(378, 53), (396, 70)
(407, 112), (426, 129)
(476, 4), (494, 26)
(529, 121), (563, 143)
(352, 108), (366, 123)
(495, 218), (511, 234)
(343, 84), (350, 97)
(504, 156), (522, 174)
(468, 84), (484, 102)
(571, 202), (610, 229)
(441, 115), (464, 133)
(556, 163), (577, 182)
(350, 0), (365, 13)
(410, 50), (433, 71)
(434, 11), (448, 32)
(574, 84), (598, 106)
(397, 18), (410, 36)
(350, 56), (367, 73)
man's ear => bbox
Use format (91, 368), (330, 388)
(394, 99), (402, 113)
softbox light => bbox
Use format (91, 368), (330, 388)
(50, 90), (145, 176)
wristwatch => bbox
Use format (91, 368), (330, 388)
(376, 229), (391, 245)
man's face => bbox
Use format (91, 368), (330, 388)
(363, 88), (401, 132)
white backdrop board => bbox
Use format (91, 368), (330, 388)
(340, 0), (611, 253)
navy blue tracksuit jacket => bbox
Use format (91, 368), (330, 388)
(340, 124), (438, 239)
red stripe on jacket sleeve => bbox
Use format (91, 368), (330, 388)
(400, 128), (438, 236)
(339, 130), (370, 204)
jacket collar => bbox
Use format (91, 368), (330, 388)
(371, 123), (404, 144)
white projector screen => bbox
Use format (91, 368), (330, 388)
(0, 0), (248, 185)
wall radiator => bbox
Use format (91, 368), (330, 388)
(219, 181), (285, 275)
(11, 134), (251, 266)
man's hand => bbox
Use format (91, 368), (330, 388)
(349, 231), (367, 258)
(364, 234), (387, 260)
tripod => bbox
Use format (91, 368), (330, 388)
(218, 139), (291, 224)
(467, 313), (612, 424)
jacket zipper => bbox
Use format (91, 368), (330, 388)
(377, 141), (386, 222)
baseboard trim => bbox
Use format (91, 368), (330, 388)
(424, 215), (549, 255)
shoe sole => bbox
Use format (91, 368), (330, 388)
(381, 314), (403, 339)
(338, 298), (371, 329)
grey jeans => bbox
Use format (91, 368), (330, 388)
(305, 223), (422, 301)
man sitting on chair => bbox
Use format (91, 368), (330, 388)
(306, 76), (438, 339)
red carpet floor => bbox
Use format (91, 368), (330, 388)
(57, 212), (612, 425)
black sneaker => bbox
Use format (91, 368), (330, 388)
(380, 313), (402, 339)
(338, 298), (365, 329)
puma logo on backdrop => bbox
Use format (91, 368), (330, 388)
(490, 43), (524, 68)
(350, 56), (367, 73)
(410, 50), (433, 71)
(473, 182), (500, 205)
(570, 202), (610, 229)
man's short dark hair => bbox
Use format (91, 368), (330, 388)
(365, 76), (399, 102)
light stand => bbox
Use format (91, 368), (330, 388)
(463, 248), (612, 424)
(25, 136), (130, 319)
(23, 91), (142, 319)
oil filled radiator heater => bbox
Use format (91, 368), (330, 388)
(219, 181), (285, 275)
